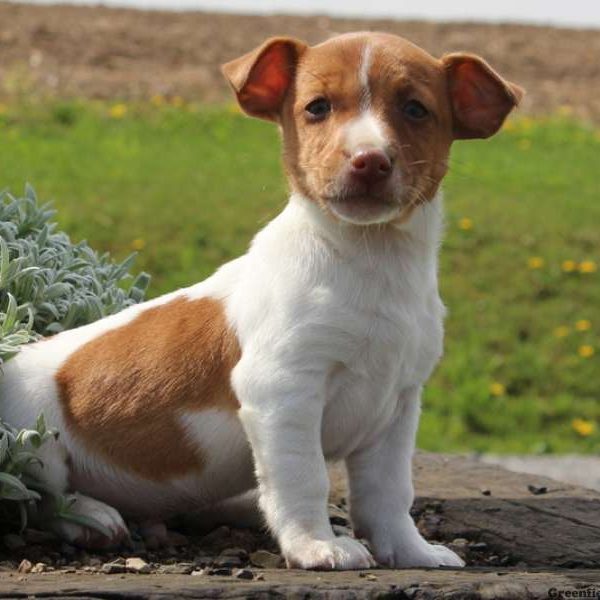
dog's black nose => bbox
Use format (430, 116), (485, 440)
(349, 147), (392, 184)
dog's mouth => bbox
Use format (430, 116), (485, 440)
(324, 194), (402, 226)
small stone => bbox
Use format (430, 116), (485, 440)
(255, 573), (265, 581)
(159, 563), (194, 575)
(31, 562), (48, 574)
(17, 560), (33, 574)
(249, 550), (284, 569)
(214, 547), (248, 568)
(480, 488), (492, 496)
(125, 557), (151, 574)
(2, 534), (26, 550)
(328, 503), (349, 527)
(101, 560), (126, 574)
(209, 566), (232, 576)
(451, 538), (468, 546)
(468, 542), (488, 551)
(233, 568), (254, 580)
(527, 484), (548, 495)
(192, 568), (208, 576)
(193, 554), (215, 568)
(332, 524), (352, 537)
(359, 572), (377, 581)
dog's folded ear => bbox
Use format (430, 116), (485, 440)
(221, 37), (308, 122)
(443, 53), (525, 140)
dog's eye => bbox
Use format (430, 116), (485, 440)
(403, 99), (429, 121)
(305, 98), (331, 121)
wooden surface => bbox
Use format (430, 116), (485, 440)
(2, 453), (599, 599)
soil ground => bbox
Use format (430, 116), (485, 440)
(1, 453), (599, 598)
(1, 3), (600, 122)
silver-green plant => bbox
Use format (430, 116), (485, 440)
(0, 185), (149, 533)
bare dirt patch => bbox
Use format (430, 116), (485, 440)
(1, 2), (600, 122)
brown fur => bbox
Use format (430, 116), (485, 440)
(55, 296), (241, 482)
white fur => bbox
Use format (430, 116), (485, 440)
(358, 43), (372, 110)
(343, 111), (388, 155)
(0, 184), (462, 568)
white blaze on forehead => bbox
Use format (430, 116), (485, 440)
(344, 112), (388, 153)
(343, 43), (388, 154)
(358, 43), (373, 110)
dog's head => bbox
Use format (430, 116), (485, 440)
(222, 32), (523, 226)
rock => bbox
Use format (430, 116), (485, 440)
(359, 572), (377, 581)
(101, 560), (126, 574)
(31, 563), (49, 574)
(328, 503), (349, 527)
(249, 550), (284, 569)
(158, 563), (194, 575)
(2, 534), (25, 550)
(192, 568), (209, 576)
(214, 547), (248, 568)
(17, 560), (33, 574)
(480, 488), (492, 496)
(233, 568), (254, 580)
(527, 484), (548, 495)
(125, 557), (151, 574)
(193, 554), (215, 568)
(469, 542), (489, 551)
(209, 567), (232, 576)
(332, 524), (352, 537)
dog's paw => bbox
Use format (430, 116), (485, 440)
(371, 529), (465, 568)
(52, 493), (130, 549)
(284, 536), (375, 570)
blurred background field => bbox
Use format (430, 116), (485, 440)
(1, 99), (598, 455)
(0, 2), (598, 456)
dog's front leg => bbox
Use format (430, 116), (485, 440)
(234, 358), (374, 570)
(346, 385), (464, 568)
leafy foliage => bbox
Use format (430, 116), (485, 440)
(0, 186), (149, 532)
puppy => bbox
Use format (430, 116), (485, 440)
(0, 32), (522, 569)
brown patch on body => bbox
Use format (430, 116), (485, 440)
(56, 296), (240, 482)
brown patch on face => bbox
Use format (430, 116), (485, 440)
(55, 296), (240, 482)
(277, 33), (455, 224)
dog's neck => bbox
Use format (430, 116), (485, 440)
(286, 191), (444, 265)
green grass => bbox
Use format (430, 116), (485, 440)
(1, 99), (599, 454)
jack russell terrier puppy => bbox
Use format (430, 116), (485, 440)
(1, 32), (522, 569)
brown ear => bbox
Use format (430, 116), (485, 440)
(443, 53), (524, 140)
(221, 37), (307, 121)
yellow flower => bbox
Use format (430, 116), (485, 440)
(578, 345), (595, 358)
(553, 326), (570, 338)
(502, 119), (515, 132)
(458, 217), (473, 231)
(171, 96), (184, 108)
(527, 256), (544, 269)
(150, 94), (165, 107)
(227, 102), (243, 114)
(575, 319), (591, 332)
(489, 382), (506, 397)
(557, 105), (573, 117)
(561, 260), (577, 273)
(579, 260), (597, 274)
(131, 238), (146, 251)
(518, 139), (531, 150)
(572, 418), (596, 437)
(109, 103), (127, 119)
